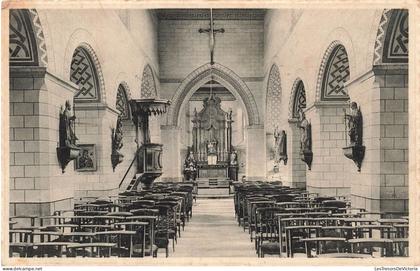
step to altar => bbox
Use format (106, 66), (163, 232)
(196, 178), (231, 197)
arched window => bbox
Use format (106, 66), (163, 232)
(292, 80), (306, 119)
(116, 84), (130, 120)
(140, 64), (158, 98)
(266, 64), (281, 132)
(70, 46), (101, 102)
(320, 45), (350, 101)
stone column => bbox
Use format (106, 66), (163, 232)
(305, 101), (351, 197)
(246, 125), (265, 180)
(161, 125), (182, 181)
(286, 120), (307, 189)
(346, 65), (408, 214)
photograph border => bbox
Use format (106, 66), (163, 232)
(1, 0), (419, 267)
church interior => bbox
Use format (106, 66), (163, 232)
(7, 8), (411, 259)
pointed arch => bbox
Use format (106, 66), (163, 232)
(168, 63), (260, 126)
(265, 64), (282, 132)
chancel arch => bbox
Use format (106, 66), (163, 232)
(168, 63), (260, 127)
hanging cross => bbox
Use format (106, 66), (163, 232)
(198, 9), (225, 65)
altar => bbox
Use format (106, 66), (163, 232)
(197, 164), (228, 178)
(189, 93), (237, 179)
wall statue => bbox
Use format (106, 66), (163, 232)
(57, 100), (80, 173)
(59, 100), (78, 148)
(343, 101), (365, 171)
(344, 102), (363, 146)
(228, 150), (239, 182)
(274, 126), (288, 165)
(184, 150), (198, 181)
(297, 110), (313, 170)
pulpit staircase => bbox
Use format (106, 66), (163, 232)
(119, 154), (141, 192)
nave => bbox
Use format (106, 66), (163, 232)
(6, 7), (412, 262)
(9, 182), (409, 259)
(172, 199), (255, 257)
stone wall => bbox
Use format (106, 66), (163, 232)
(263, 9), (408, 214)
(9, 9), (158, 219)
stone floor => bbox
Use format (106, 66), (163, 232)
(171, 198), (256, 257)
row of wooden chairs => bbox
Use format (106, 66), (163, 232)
(233, 181), (409, 258)
(9, 182), (195, 258)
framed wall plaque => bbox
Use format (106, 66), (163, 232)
(75, 144), (97, 172)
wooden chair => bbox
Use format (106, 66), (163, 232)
(154, 205), (171, 257)
(156, 202), (178, 249)
(131, 208), (159, 216)
(66, 243), (115, 257)
(115, 221), (149, 257)
(256, 207), (283, 257)
(9, 230), (32, 257)
(301, 237), (346, 257)
(130, 200), (155, 210)
(348, 238), (394, 257)
(316, 252), (373, 258)
(249, 201), (275, 242)
(284, 225), (321, 257)
(129, 216), (157, 257)
(95, 230), (137, 257)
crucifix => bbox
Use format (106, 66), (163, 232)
(199, 9), (225, 65)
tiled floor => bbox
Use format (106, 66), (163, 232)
(171, 198), (256, 257)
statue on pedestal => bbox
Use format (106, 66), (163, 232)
(228, 150), (239, 182)
(344, 102), (362, 146)
(184, 150), (197, 181)
(60, 100), (78, 148)
(297, 110), (313, 170)
(343, 101), (365, 172)
(274, 126), (288, 165)
(57, 100), (80, 173)
(207, 138), (218, 165)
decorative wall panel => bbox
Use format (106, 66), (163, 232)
(293, 81), (306, 119)
(266, 64), (281, 132)
(116, 84), (130, 120)
(9, 9), (39, 66)
(70, 47), (100, 102)
(321, 45), (350, 101)
(382, 10), (408, 63)
(140, 65), (158, 98)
